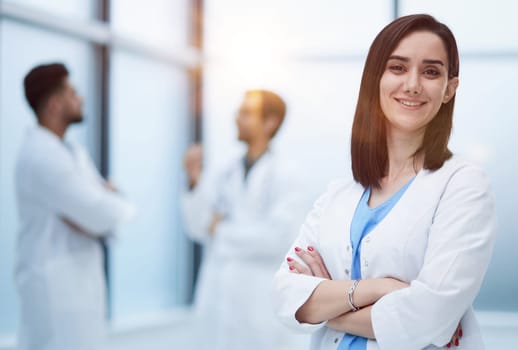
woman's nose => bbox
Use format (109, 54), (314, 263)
(403, 69), (421, 95)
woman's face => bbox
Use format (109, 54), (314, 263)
(379, 30), (458, 137)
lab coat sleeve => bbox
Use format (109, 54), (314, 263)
(371, 165), (497, 349)
(181, 175), (217, 244)
(272, 181), (344, 333)
(73, 142), (106, 183)
(29, 151), (135, 236)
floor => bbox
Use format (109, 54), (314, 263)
(104, 310), (518, 350)
(2, 310), (517, 349)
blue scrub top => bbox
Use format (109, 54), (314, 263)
(338, 178), (414, 350)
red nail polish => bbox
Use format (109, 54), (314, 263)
(454, 339), (459, 347)
(459, 329), (463, 337)
(289, 265), (295, 270)
(307, 246), (314, 251)
(287, 257), (293, 262)
(294, 247), (301, 252)
(446, 343), (451, 348)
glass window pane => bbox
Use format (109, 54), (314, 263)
(401, 0), (518, 51)
(109, 51), (191, 320)
(204, 0), (392, 57)
(110, 0), (190, 50)
(0, 19), (99, 335)
(4, 0), (97, 21)
(450, 59), (518, 311)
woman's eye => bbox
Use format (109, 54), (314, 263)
(388, 65), (404, 73)
(424, 69), (440, 77)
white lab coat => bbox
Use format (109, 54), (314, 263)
(14, 125), (135, 350)
(273, 156), (496, 350)
(182, 150), (311, 350)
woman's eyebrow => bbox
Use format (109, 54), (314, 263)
(388, 55), (409, 62)
(422, 59), (445, 66)
(388, 55), (444, 66)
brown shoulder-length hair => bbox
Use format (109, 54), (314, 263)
(351, 14), (459, 189)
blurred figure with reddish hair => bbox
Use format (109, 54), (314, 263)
(183, 89), (309, 349)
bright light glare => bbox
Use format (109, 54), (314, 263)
(205, 27), (291, 88)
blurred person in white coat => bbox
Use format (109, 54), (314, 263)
(15, 63), (135, 350)
(182, 90), (310, 349)
(274, 15), (496, 350)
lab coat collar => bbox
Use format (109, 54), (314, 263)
(32, 124), (65, 145)
(241, 148), (273, 182)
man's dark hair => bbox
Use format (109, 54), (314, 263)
(23, 63), (69, 116)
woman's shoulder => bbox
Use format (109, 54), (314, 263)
(325, 177), (359, 192)
(303, 177), (361, 222)
(425, 154), (492, 192)
(439, 154), (487, 176)
(316, 177), (362, 205)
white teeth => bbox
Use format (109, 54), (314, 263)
(399, 99), (422, 107)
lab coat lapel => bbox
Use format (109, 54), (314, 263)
(363, 169), (426, 240)
(66, 142), (102, 185)
(319, 181), (364, 279)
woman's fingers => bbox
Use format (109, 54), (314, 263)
(307, 246), (332, 279)
(293, 246), (331, 279)
(287, 257), (311, 275)
(445, 324), (462, 348)
(294, 247), (321, 276)
(286, 246), (332, 279)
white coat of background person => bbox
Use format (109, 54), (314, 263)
(182, 90), (310, 349)
(14, 63), (135, 350)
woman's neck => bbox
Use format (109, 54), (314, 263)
(385, 128), (424, 183)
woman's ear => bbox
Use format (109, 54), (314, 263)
(443, 77), (459, 104)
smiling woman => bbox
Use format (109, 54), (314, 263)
(273, 14), (496, 350)
(380, 31), (459, 138)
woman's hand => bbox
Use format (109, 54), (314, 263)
(445, 324), (463, 348)
(287, 246), (331, 279)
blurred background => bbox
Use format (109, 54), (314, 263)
(1, 0), (517, 348)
